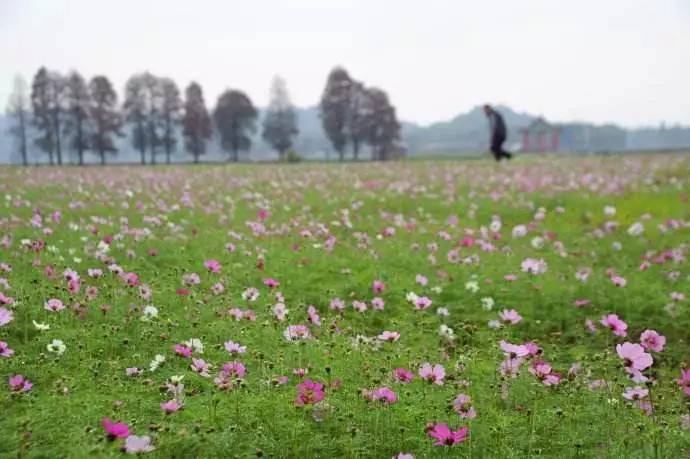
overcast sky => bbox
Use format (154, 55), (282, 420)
(1, 0), (689, 127)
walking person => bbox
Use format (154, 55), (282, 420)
(483, 104), (512, 161)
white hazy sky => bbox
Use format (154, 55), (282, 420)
(1, 0), (689, 126)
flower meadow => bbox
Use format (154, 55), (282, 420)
(0, 156), (689, 458)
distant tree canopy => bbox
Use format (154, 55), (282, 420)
(319, 66), (402, 161)
(213, 89), (258, 162)
(262, 76), (298, 160)
(182, 82), (212, 164)
(13, 66), (405, 165)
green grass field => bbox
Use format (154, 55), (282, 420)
(0, 155), (689, 458)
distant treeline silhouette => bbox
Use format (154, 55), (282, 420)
(5, 67), (402, 166)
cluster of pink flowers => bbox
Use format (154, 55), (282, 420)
(295, 379), (325, 406)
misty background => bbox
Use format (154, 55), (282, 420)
(2, 0), (690, 164)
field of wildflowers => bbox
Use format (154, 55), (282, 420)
(0, 155), (689, 458)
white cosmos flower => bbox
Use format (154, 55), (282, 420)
(141, 305), (158, 321)
(47, 339), (66, 355)
(149, 354), (166, 372)
(627, 222), (644, 236)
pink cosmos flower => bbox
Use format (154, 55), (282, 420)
(0, 292), (14, 305)
(393, 454), (414, 459)
(125, 368), (142, 377)
(224, 340), (246, 355)
(8, 374), (32, 392)
(211, 282), (225, 295)
(329, 298), (345, 311)
(0, 307), (13, 326)
(415, 274), (428, 286)
(263, 278), (280, 289)
(419, 363), (445, 385)
(102, 417), (130, 439)
(499, 309), (522, 324)
(600, 314), (628, 337)
(173, 344), (193, 358)
(284, 325), (312, 341)
(393, 368), (414, 383)
(529, 361), (562, 386)
(414, 296), (432, 310)
(521, 258), (547, 275)
(500, 340), (530, 358)
(44, 298), (65, 312)
(295, 379), (325, 406)
(160, 400), (183, 413)
(504, 274), (518, 282)
(191, 358), (211, 378)
(203, 259), (221, 273)
(372, 280), (386, 294)
(585, 319), (597, 332)
(427, 423), (469, 446)
(622, 386), (649, 400)
(573, 299), (590, 308)
(611, 275), (627, 287)
(378, 331), (400, 342)
(0, 340), (14, 357)
(293, 368), (309, 377)
(452, 394), (477, 419)
(639, 330), (666, 353)
(124, 435), (155, 454)
(369, 387), (397, 404)
(371, 297), (385, 310)
(616, 342), (653, 371)
(677, 369), (690, 396)
(500, 358), (524, 378)
(182, 273), (200, 286)
(307, 306), (321, 326)
(352, 300), (367, 312)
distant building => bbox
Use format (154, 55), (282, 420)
(520, 117), (561, 153)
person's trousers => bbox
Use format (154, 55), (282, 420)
(491, 135), (511, 161)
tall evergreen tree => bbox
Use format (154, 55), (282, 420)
(64, 71), (91, 165)
(319, 67), (353, 161)
(213, 89), (257, 162)
(123, 72), (161, 164)
(182, 82), (212, 164)
(159, 77), (182, 164)
(363, 87), (401, 160)
(31, 67), (55, 164)
(262, 76), (298, 160)
(89, 76), (122, 165)
(6, 75), (30, 166)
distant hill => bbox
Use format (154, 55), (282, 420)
(1, 105), (688, 164)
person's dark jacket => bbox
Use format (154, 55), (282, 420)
(488, 110), (507, 140)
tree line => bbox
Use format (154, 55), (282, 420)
(5, 66), (401, 165)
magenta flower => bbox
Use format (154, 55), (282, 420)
(639, 330), (666, 353)
(616, 342), (653, 371)
(366, 387), (397, 404)
(102, 417), (130, 439)
(124, 435), (155, 454)
(677, 369), (690, 396)
(263, 278), (280, 289)
(427, 423), (469, 446)
(393, 368), (414, 383)
(419, 363), (445, 385)
(203, 259), (221, 273)
(611, 275), (627, 287)
(372, 280), (386, 294)
(0, 340), (14, 357)
(372, 297), (385, 310)
(415, 274), (428, 286)
(8, 374), (32, 393)
(173, 343), (193, 358)
(0, 307), (13, 327)
(529, 361), (562, 386)
(295, 379), (325, 406)
(452, 394), (477, 419)
(307, 306), (321, 326)
(499, 309), (522, 324)
(160, 399), (183, 413)
(600, 314), (628, 337)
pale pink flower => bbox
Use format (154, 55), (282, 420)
(0, 340), (14, 357)
(452, 394), (477, 419)
(371, 297), (385, 310)
(124, 435), (155, 454)
(639, 329), (665, 352)
(284, 325), (312, 341)
(622, 386), (649, 400)
(616, 342), (653, 371)
(499, 309), (522, 324)
(160, 400), (183, 413)
(378, 331), (400, 342)
(372, 280), (386, 294)
(600, 314), (628, 337)
(0, 307), (13, 326)
(419, 363), (445, 385)
(44, 298), (65, 312)
(329, 298), (345, 311)
(414, 296), (432, 310)
(499, 340), (530, 358)
(224, 340), (246, 355)
(415, 274), (428, 286)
